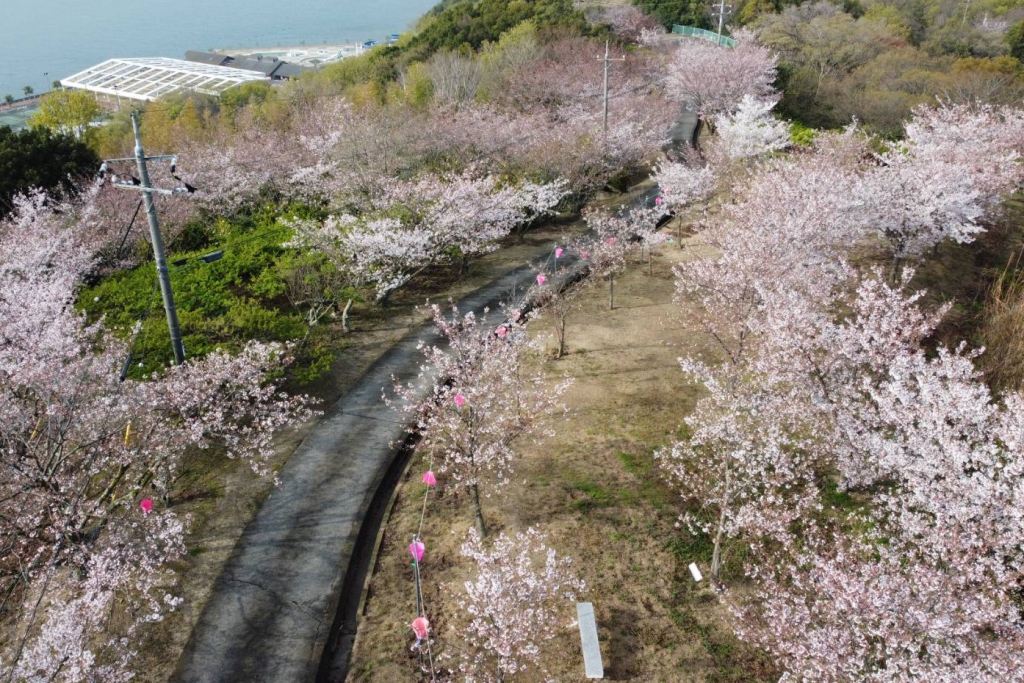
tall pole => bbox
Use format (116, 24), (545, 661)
(603, 41), (610, 135)
(132, 111), (186, 366)
(715, 0), (732, 45)
(597, 40), (625, 138)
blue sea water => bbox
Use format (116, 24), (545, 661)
(0, 0), (438, 98)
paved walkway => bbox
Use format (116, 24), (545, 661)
(172, 263), (542, 683)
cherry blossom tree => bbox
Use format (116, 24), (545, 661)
(720, 274), (1024, 680)
(861, 103), (1024, 275)
(665, 29), (778, 127)
(587, 6), (663, 44)
(0, 191), (314, 681)
(288, 173), (567, 314)
(393, 305), (570, 536)
(653, 159), (717, 210)
(713, 95), (790, 160)
(456, 527), (585, 683)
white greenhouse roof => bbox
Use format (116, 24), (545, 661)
(60, 58), (268, 102)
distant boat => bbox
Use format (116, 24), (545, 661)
(362, 39), (380, 48)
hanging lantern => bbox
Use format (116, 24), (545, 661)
(422, 471), (437, 487)
(453, 393), (466, 409)
(409, 539), (425, 563)
(140, 498), (153, 514)
(606, 237), (616, 244)
(655, 196), (663, 206)
(411, 616), (430, 640)
(496, 326), (508, 338)
(555, 247), (564, 258)
(583, 251), (590, 259)
(536, 274), (547, 286)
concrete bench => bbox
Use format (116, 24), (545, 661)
(577, 602), (604, 679)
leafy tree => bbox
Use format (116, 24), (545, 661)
(1008, 18), (1024, 61)
(632, 0), (712, 30)
(22, 85), (33, 96)
(0, 125), (99, 216)
(3, 95), (13, 105)
(30, 89), (102, 139)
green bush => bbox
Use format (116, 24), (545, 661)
(79, 203), (331, 380)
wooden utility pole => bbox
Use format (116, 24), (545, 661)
(597, 40), (625, 136)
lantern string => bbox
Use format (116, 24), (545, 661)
(410, 453), (437, 681)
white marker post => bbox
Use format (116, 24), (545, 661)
(689, 562), (703, 582)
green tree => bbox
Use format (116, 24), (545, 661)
(3, 95), (13, 105)
(1008, 19), (1024, 61)
(22, 85), (33, 96)
(633, 0), (711, 30)
(0, 125), (99, 216)
(30, 89), (103, 139)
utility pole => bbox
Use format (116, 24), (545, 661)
(597, 40), (625, 136)
(714, 0), (733, 46)
(105, 112), (191, 366)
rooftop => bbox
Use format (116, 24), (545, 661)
(59, 57), (268, 102)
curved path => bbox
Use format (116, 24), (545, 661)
(172, 263), (544, 683)
(173, 109), (698, 683)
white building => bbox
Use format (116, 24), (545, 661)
(60, 57), (268, 103)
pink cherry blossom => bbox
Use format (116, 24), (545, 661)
(496, 326), (508, 338)
(458, 527), (585, 681)
(390, 305), (570, 536)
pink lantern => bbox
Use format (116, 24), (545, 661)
(140, 498), (153, 514)
(422, 471), (437, 487)
(655, 196), (663, 206)
(454, 393), (466, 409)
(496, 326), (508, 338)
(555, 247), (564, 258)
(512, 310), (521, 321)
(412, 616), (430, 640)
(583, 251), (590, 259)
(606, 237), (616, 244)
(536, 274), (547, 286)
(410, 539), (425, 563)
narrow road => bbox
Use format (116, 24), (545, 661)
(172, 263), (543, 683)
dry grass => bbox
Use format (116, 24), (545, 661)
(980, 251), (1024, 392)
(348, 231), (778, 683)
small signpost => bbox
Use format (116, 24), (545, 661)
(577, 602), (604, 679)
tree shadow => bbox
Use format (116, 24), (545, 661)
(602, 605), (641, 681)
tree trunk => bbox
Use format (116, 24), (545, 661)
(609, 274), (615, 310)
(471, 483), (487, 538)
(341, 297), (353, 333)
(711, 468), (730, 587)
(648, 248), (653, 276)
(556, 316), (566, 359)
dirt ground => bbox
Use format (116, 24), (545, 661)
(131, 221), (591, 683)
(346, 228), (779, 682)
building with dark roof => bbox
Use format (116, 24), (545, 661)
(185, 50), (233, 67)
(184, 51), (311, 80)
